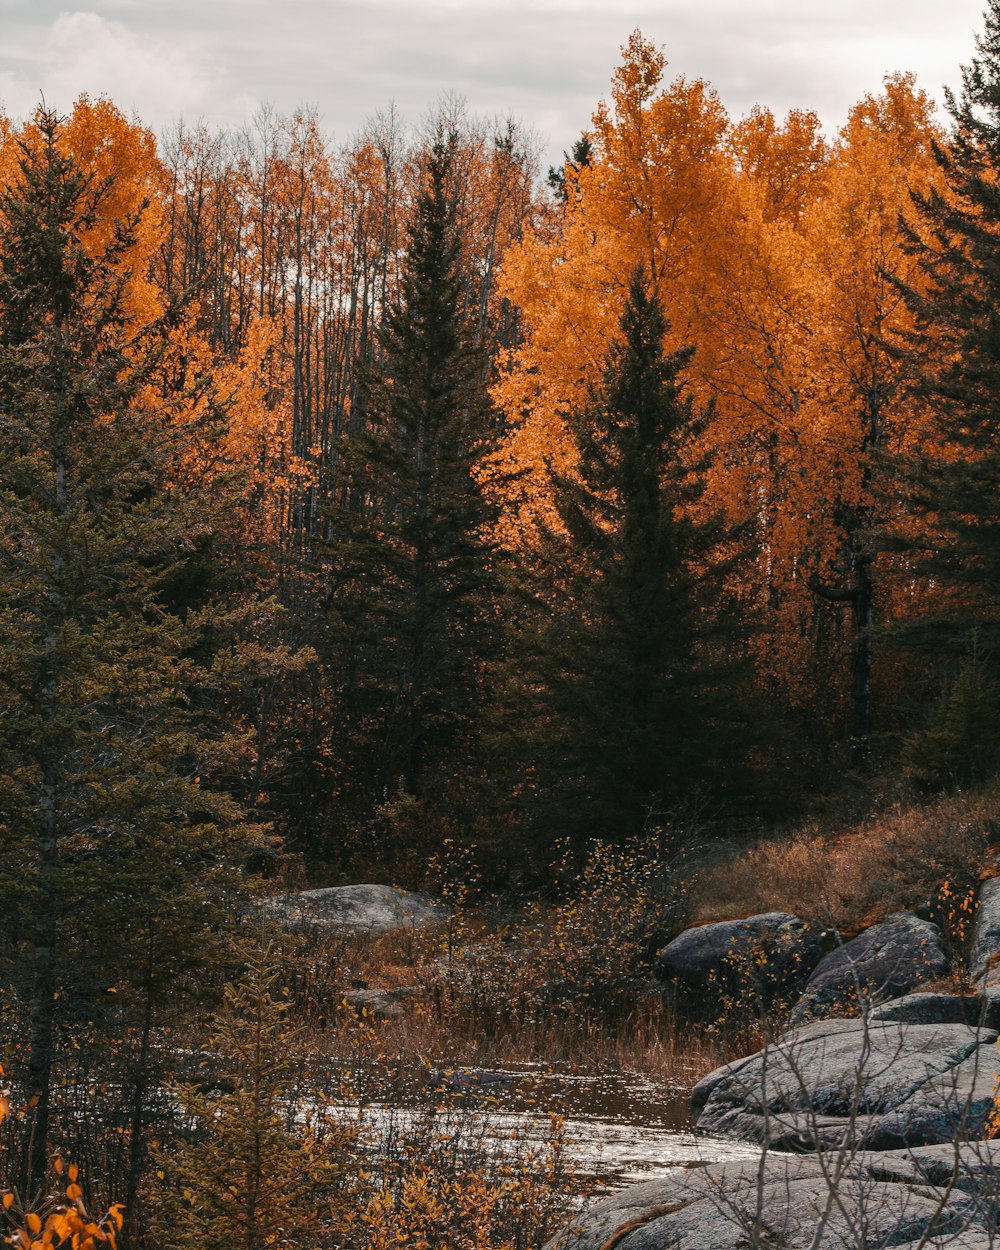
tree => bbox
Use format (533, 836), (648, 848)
(546, 133), (592, 203)
(799, 76), (940, 759)
(152, 946), (355, 1250)
(493, 31), (733, 520)
(503, 267), (755, 843)
(891, 0), (1000, 777)
(0, 106), (266, 1199)
(324, 130), (499, 851)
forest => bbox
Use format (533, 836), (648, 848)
(3, 5), (1000, 1248)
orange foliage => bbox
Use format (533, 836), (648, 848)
(0, 98), (312, 557)
(494, 37), (947, 709)
(0, 1073), (121, 1250)
(494, 31), (733, 519)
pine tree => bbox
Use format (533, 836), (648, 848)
(324, 131), (499, 847)
(503, 267), (755, 843)
(891, 1), (1000, 777)
(152, 946), (355, 1250)
(0, 108), (266, 1196)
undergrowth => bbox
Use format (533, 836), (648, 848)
(693, 787), (1000, 934)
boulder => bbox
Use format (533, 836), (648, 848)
(546, 1146), (999, 1249)
(653, 913), (826, 1005)
(262, 884), (445, 935)
(790, 912), (948, 1023)
(969, 876), (1000, 987)
(867, 1040), (1000, 1148)
(341, 986), (418, 1019)
(694, 1018), (998, 1151)
(861, 1139), (1000, 1191)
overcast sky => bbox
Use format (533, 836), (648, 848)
(0, 1), (990, 171)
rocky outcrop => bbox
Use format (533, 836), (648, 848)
(790, 912), (948, 1022)
(693, 1018), (999, 1151)
(546, 1144), (1000, 1249)
(868, 991), (985, 1026)
(262, 883), (445, 935)
(653, 913), (826, 1006)
(548, 879), (1000, 1250)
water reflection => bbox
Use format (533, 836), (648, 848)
(348, 1061), (758, 1193)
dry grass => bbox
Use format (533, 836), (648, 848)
(326, 989), (729, 1085)
(277, 917), (732, 1088)
(693, 787), (1000, 934)
(268, 794), (1000, 1097)
(273, 844), (728, 1090)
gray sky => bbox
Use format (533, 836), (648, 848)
(0, 1), (989, 170)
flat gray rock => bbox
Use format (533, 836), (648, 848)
(791, 912), (948, 1023)
(547, 1149), (994, 1249)
(263, 884), (445, 935)
(429, 1067), (514, 1094)
(861, 1140), (1000, 1190)
(341, 986), (418, 1018)
(542, 1170), (698, 1250)
(869, 992), (989, 1027)
(695, 1020), (994, 1149)
(866, 1039), (1000, 1148)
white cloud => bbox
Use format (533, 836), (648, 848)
(0, 10), (256, 125)
(0, 0), (989, 170)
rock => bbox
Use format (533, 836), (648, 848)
(969, 876), (1000, 987)
(690, 1050), (759, 1113)
(541, 1170), (704, 1250)
(546, 1147), (998, 1249)
(429, 1067), (513, 1095)
(866, 1038), (1000, 1148)
(695, 1018), (997, 1151)
(262, 884), (445, 935)
(869, 991), (987, 1026)
(982, 981), (1000, 1028)
(791, 912), (948, 1023)
(653, 913), (826, 1006)
(862, 1139), (1000, 1191)
(341, 986), (418, 1019)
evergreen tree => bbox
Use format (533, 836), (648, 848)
(152, 946), (355, 1250)
(0, 109), (265, 1196)
(546, 134), (593, 203)
(892, 1), (1000, 777)
(502, 267), (754, 844)
(324, 131), (499, 850)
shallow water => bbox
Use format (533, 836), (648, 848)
(499, 1065), (757, 1190)
(348, 1062), (758, 1193)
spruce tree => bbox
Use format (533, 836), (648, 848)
(325, 132), (498, 844)
(504, 267), (754, 843)
(0, 109), (265, 1195)
(152, 947), (355, 1250)
(892, 1), (1000, 779)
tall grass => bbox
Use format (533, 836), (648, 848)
(693, 788), (999, 935)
